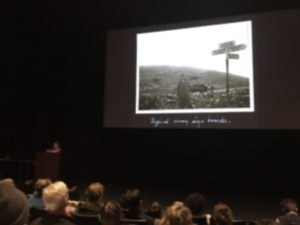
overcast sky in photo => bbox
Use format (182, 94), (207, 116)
(137, 21), (253, 78)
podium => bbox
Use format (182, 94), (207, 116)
(35, 152), (60, 181)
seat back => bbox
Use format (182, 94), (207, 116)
(73, 214), (101, 225)
(193, 216), (209, 225)
(233, 220), (247, 225)
(29, 207), (46, 223)
(121, 218), (149, 225)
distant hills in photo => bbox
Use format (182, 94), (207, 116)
(139, 65), (249, 91)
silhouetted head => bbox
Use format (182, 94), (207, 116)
(280, 199), (298, 213)
(86, 182), (105, 205)
(147, 201), (163, 219)
(51, 141), (61, 151)
(101, 201), (122, 225)
(124, 189), (142, 210)
(186, 193), (207, 216)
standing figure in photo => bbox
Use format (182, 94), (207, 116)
(177, 74), (191, 109)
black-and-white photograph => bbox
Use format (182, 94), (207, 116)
(136, 21), (254, 114)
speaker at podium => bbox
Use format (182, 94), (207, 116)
(35, 152), (60, 181)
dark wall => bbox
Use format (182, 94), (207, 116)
(1, 0), (300, 193)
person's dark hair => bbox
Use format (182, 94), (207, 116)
(124, 189), (142, 210)
(146, 201), (163, 219)
(280, 199), (298, 212)
(118, 193), (129, 209)
(258, 219), (279, 225)
(186, 193), (207, 216)
(34, 178), (52, 197)
(23, 180), (35, 196)
(86, 182), (105, 203)
(100, 201), (122, 225)
(213, 203), (233, 225)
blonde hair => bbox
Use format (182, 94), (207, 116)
(161, 202), (193, 225)
(43, 181), (68, 211)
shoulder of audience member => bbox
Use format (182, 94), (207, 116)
(30, 214), (77, 225)
(29, 217), (42, 225)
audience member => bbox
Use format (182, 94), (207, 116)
(0, 178), (29, 225)
(120, 189), (153, 225)
(146, 201), (163, 219)
(186, 193), (207, 217)
(23, 180), (35, 196)
(161, 201), (194, 225)
(28, 179), (52, 210)
(3, 175), (297, 225)
(186, 193), (211, 225)
(73, 182), (105, 217)
(211, 203), (233, 225)
(86, 182), (105, 207)
(100, 201), (122, 225)
(30, 181), (76, 225)
(276, 199), (300, 225)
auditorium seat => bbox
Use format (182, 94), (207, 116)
(192, 216), (209, 225)
(121, 218), (149, 225)
(29, 207), (46, 223)
(233, 220), (247, 225)
(73, 214), (101, 225)
(248, 220), (259, 225)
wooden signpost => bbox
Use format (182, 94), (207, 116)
(212, 41), (247, 95)
(228, 54), (239, 59)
